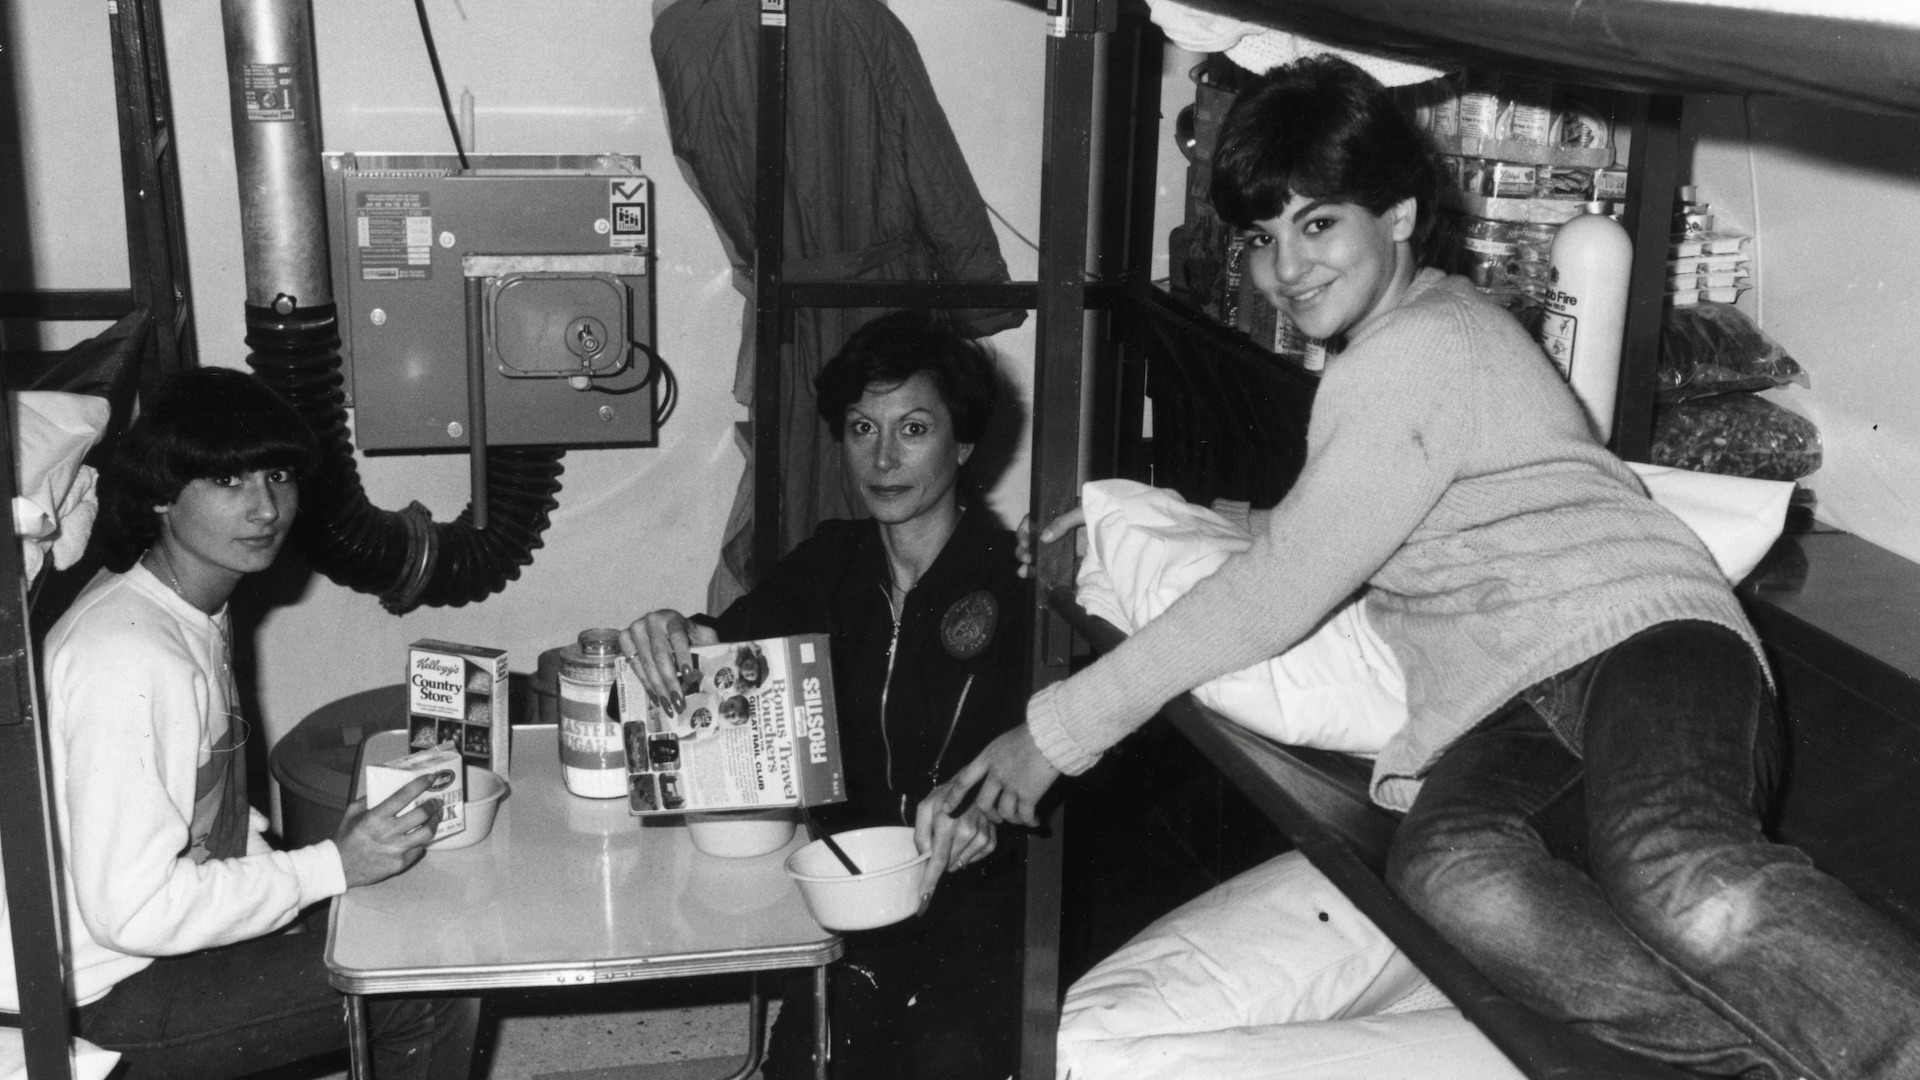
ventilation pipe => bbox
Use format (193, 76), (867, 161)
(220, 0), (564, 613)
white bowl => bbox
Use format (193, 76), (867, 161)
(432, 766), (509, 850)
(784, 825), (929, 931)
(687, 809), (798, 858)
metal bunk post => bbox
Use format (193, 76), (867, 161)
(0, 0), (194, 374)
(1019, 3), (1113, 1078)
(1086, 10), (1165, 496)
(107, 0), (199, 400)
(748, 2), (1132, 1074)
(750, 0), (791, 583)
(1610, 93), (1682, 465)
(0, 417), (74, 1071)
(0, 5), (192, 1076)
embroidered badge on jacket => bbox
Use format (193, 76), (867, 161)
(941, 590), (998, 659)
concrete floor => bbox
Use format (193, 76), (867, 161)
(313, 978), (779, 1080)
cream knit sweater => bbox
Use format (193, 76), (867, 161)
(1030, 270), (1762, 811)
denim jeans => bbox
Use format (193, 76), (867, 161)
(74, 910), (478, 1080)
(1386, 621), (1920, 1080)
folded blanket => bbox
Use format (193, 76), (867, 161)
(1143, 0), (1448, 83)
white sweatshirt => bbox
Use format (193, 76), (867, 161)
(0, 563), (344, 1010)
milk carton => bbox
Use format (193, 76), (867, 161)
(364, 745), (466, 842)
(407, 640), (511, 775)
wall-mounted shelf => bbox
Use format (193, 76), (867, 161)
(1432, 132), (1615, 168)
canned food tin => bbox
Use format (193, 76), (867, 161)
(559, 628), (629, 798)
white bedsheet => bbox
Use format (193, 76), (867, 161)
(0, 1030), (119, 1080)
(1057, 850), (1523, 1080)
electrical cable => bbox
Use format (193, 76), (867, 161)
(986, 201), (1039, 253)
(412, 0), (470, 171)
(586, 342), (679, 426)
(651, 350), (679, 428)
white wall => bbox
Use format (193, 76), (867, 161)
(40, 5), (1916, 749)
(1686, 94), (1920, 563)
(128, 0), (1053, 744)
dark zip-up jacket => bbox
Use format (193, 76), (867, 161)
(698, 507), (1030, 833)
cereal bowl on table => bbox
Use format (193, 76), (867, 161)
(432, 766), (509, 850)
(686, 808), (798, 858)
(784, 825), (929, 931)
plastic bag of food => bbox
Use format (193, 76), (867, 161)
(1650, 392), (1822, 481)
(1657, 301), (1809, 403)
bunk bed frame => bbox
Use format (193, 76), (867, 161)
(9, 2), (1911, 1078)
(751, 2), (1920, 1079)
(1, 2), (189, 1077)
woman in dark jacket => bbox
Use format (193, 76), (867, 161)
(622, 310), (1027, 1080)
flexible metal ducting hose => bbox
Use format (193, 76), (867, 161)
(225, 0), (564, 615)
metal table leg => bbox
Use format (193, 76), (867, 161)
(719, 973), (767, 1080)
(813, 965), (830, 1080)
(343, 993), (371, 1080)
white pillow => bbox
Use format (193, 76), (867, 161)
(1624, 462), (1791, 585)
(1076, 480), (1407, 754)
(1057, 850), (1524, 1080)
(1072, 469), (1789, 755)
(11, 391), (111, 581)
(1061, 851), (1427, 1040)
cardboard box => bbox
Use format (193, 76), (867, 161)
(364, 745), (466, 842)
(407, 640), (510, 775)
(617, 634), (846, 816)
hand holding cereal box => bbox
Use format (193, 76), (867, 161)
(364, 745), (466, 843)
(616, 634), (845, 816)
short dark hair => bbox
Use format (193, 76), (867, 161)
(814, 310), (998, 444)
(98, 366), (321, 570)
(1210, 55), (1441, 260)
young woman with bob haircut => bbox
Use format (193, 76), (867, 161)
(12, 366), (477, 1080)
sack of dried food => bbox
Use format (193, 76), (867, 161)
(1657, 301), (1808, 403)
(1650, 392), (1822, 481)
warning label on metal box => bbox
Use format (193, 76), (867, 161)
(356, 192), (434, 281)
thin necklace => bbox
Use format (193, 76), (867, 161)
(147, 545), (249, 753)
(148, 544), (189, 603)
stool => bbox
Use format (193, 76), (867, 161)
(269, 685), (408, 849)
(271, 670), (549, 849)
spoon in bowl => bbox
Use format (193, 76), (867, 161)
(800, 805), (862, 876)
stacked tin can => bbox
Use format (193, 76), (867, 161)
(1402, 69), (1627, 314)
(558, 628), (629, 798)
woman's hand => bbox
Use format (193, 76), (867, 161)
(1015, 507), (1087, 580)
(336, 776), (440, 888)
(619, 609), (719, 712)
(911, 790), (999, 913)
(941, 724), (1061, 829)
